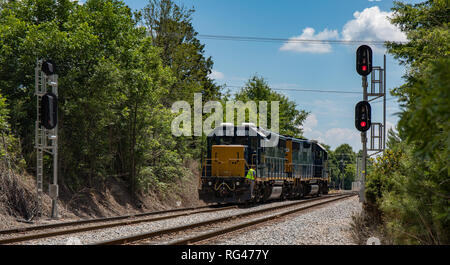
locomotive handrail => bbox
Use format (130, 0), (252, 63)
(280, 162), (326, 180)
(261, 156), (288, 179)
(201, 157), (326, 180)
(201, 158), (221, 178)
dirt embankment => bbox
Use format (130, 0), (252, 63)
(0, 161), (204, 230)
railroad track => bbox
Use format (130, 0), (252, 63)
(0, 204), (235, 245)
(94, 193), (357, 245)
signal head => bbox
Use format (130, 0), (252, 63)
(355, 101), (371, 132)
(356, 45), (372, 76)
(41, 60), (56, 76)
(41, 92), (58, 130)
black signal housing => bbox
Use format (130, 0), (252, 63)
(41, 92), (58, 130)
(355, 101), (371, 132)
(356, 45), (373, 76)
(41, 60), (56, 76)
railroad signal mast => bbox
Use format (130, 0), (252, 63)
(35, 59), (59, 219)
(355, 45), (387, 203)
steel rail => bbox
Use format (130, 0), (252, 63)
(168, 194), (356, 245)
(0, 203), (234, 235)
(0, 205), (236, 244)
(94, 193), (356, 245)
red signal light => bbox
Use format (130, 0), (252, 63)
(356, 45), (373, 76)
(355, 101), (371, 132)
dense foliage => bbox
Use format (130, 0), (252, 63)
(143, 0), (221, 105)
(0, 93), (8, 131)
(0, 92), (26, 173)
(326, 144), (357, 190)
(0, 0), (219, 195)
(365, 0), (449, 244)
(0, 0), (309, 202)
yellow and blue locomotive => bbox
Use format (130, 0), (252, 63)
(199, 123), (329, 204)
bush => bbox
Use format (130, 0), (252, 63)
(365, 133), (449, 244)
(0, 93), (37, 220)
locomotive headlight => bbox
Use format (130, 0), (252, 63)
(208, 181), (212, 186)
(236, 181), (240, 186)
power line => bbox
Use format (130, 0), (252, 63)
(372, 97), (397, 104)
(222, 85), (362, 95)
(198, 34), (406, 46)
(220, 85), (401, 101)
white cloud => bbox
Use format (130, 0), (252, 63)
(280, 27), (339, 54)
(304, 126), (361, 151)
(281, 6), (406, 54)
(302, 114), (361, 151)
(386, 120), (398, 134)
(342, 6), (407, 44)
(302, 114), (318, 134)
(324, 128), (360, 150)
(208, 70), (225, 80)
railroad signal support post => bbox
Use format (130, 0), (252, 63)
(35, 59), (59, 219)
(360, 75), (368, 203)
(367, 55), (387, 154)
(355, 45), (387, 203)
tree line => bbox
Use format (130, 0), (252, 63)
(0, 0), (309, 198)
(364, 0), (449, 244)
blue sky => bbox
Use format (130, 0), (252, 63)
(119, 0), (422, 152)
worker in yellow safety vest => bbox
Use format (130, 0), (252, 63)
(246, 167), (256, 198)
(246, 168), (256, 180)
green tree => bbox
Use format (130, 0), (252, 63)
(364, 0), (449, 244)
(143, 0), (223, 161)
(0, 0), (188, 196)
(143, 0), (221, 105)
(0, 93), (9, 131)
(328, 144), (356, 190)
(0, 92), (26, 172)
(234, 75), (309, 138)
(386, 0), (449, 160)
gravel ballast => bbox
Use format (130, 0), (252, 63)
(211, 196), (362, 245)
(12, 199), (306, 245)
(10, 195), (360, 245)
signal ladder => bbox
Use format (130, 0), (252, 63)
(35, 60), (58, 217)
